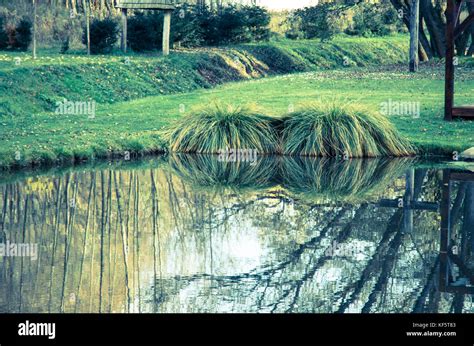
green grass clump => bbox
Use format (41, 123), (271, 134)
(281, 101), (416, 158)
(161, 104), (279, 154)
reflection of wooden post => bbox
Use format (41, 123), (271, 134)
(162, 10), (171, 56)
(403, 169), (415, 233)
(465, 184), (474, 251)
(445, 0), (455, 121)
(440, 169), (451, 291)
(121, 8), (128, 53)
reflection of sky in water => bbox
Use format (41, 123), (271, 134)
(164, 218), (265, 276)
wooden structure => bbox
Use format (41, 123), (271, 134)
(380, 168), (474, 296)
(379, 169), (438, 234)
(115, 0), (180, 55)
(445, 0), (474, 120)
(439, 169), (474, 295)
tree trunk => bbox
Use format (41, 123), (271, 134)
(419, 16), (432, 60)
(420, 0), (446, 57)
(467, 1), (474, 55)
(410, 0), (420, 71)
(84, 0), (91, 55)
(32, 0), (37, 59)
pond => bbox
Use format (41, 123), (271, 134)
(0, 155), (473, 313)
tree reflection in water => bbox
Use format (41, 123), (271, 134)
(0, 156), (473, 313)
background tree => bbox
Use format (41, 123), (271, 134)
(390, 0), (474, 59)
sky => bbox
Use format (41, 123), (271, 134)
(257, 0), (319, 10)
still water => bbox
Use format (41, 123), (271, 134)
(0, 155), (473, 313)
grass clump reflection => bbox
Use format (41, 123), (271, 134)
(169, 153), (414, 201)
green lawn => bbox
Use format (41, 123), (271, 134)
(0, 35), (473, 169)
(0, 35), (410, 119)
(100, 66), (474, 156)
(1, 64), (473, 169)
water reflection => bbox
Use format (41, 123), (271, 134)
(439, 170), (474, 303)
(0, 156), (473, 313)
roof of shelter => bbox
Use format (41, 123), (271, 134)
(115, 0), (182, 10)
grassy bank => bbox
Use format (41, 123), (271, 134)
(0, 35), (408, 118)
(1, 35), (473, 169)
(2, 65), (474, 169)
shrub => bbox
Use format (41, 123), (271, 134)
(348, 1), (401, 37)
(211, 5), (270, 45)
(281, 101), (415, 158)
(161, 103), (279, 154)
(286, 4), (348, 41)
(240, 5), (271, 42)
(83, 18), (118, 54)
(128, 12), (163, 52)
(171, 4), (205, 47)
(12, 17), (32, 51)
(216, 6), (247, 44)
(127, 5), (270, 50)
(6, 25), (16, 48)
(195, 7), (220, 46)
(0, 16), (8, 50)
(284, 15), (304, 40)
(285, 1), (402, 40)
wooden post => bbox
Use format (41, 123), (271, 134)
(121, 8), (128, 53)
(409, 0), (420, 72)
(85, 0), (91, 55)
(162, 10), (171, 56)
(445, 0), (456, 121)
(32, 0), (37, 59)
